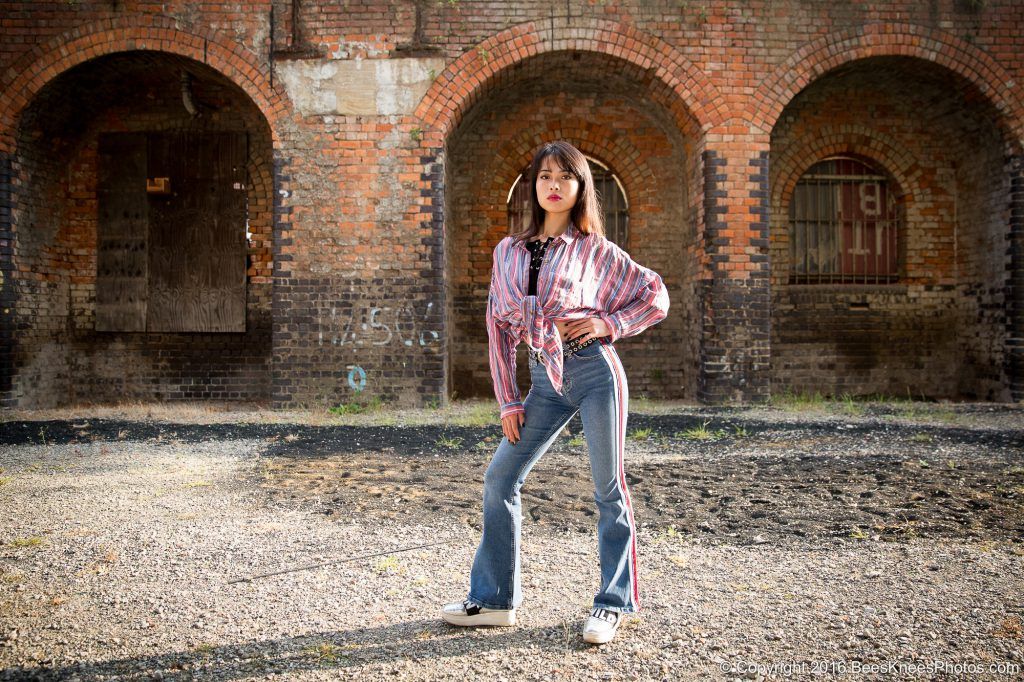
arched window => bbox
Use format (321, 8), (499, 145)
(507, 156), (629, 246)
(789, 156), (900, 284)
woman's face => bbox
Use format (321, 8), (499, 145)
(535, 157), (580, 218)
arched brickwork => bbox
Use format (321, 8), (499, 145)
(769, 129), (918, 285)
(0, 15), (291, 152)
(772, 131), (917, 208)
(417, 19), (718, 407)
(767, 54), (1015, 401)
(773, 128), (918, 221)
(414, 17), (721, 142)
(484, 122), (660, 246)
(0, 22), (286, 407)
(751, 23), (1024, 151)
(447, 78), (697, 403)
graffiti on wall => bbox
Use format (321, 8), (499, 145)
(347, 365), (367, 392)
(316, 301), (440, 348)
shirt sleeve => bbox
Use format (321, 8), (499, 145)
(486, 243), (524, 419)
(594, 240), (670, 343)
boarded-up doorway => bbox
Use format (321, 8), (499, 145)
(96, 131), (248, 332)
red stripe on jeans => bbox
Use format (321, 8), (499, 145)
(602, 345), (640, 610)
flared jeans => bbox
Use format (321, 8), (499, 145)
(467, 338), (640, 614)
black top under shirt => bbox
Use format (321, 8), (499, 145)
(525, 235), (588, 346)
(524, 236), (556, 296)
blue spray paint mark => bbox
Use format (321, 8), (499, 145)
(348, 365), (367, 392)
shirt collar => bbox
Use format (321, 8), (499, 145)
(516, 221), (578, 250)
(560, 220), (579, 245)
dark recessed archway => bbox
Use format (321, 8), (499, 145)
(8, 50), (275, 407)
(769, 55), (1016, 402)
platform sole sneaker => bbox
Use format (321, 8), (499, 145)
(440, 599), (516, 627)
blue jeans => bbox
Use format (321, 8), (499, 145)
(467, 338), (640, 614)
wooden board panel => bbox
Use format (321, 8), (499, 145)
(96, 133), (148, 332)
(146, 131), (248, 332)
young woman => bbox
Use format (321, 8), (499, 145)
(441, 140), (669, 645)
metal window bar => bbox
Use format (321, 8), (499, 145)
(592, 166), (629, 246)
(789, 157), (899, 284)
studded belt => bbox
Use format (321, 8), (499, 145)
(529, 334), (599, 363)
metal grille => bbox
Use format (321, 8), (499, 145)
(789, 156), (900, 284)
(507, 156), (629, 246)
(593, 164), (629, 246)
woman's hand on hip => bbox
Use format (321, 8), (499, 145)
(558, 317), (611, 342)
(502, 412), (525, 445)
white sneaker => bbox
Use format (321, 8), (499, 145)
(582, 607), (623, 644)
(440, 599), (516, 626)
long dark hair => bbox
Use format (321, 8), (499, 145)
(512, 140), (605, 244)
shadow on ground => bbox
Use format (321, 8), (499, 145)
(0, 618), (613, 680)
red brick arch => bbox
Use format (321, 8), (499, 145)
(751, 23), (1024, 151)
(482, 119), (665, 244)
(772, 128), (920, 211)
(0, 15), (291, 152)
(414, 17), (722, 143)
(491, 122), (660, 205)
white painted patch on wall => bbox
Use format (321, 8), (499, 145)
(277, 57), (445, 117)
(375, 59), (443, 115)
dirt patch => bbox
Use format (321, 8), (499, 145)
(252, 415), (1024, 545)
(4, 403), (1023, 546)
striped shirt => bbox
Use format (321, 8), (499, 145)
(486, 220), (670, 419)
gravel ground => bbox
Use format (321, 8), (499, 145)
(1, 401), (1023, 681)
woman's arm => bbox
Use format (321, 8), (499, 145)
(594, 240), (670, 342)
(486, 242), (525, 419)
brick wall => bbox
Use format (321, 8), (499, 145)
(1, 1), (1022, 409)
